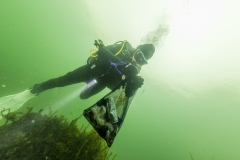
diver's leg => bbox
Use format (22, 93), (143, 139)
(30, 65), (94, 94)
(80, 81), (106, 99)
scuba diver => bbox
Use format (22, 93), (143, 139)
(30, 39), (155, 99)
(0, 40), (155, 116)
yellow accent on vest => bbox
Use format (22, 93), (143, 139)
(89, 40), (127, 58)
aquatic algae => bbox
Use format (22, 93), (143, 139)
(0, 108), (117, 160)
(189, 152), (216, 160)
(189, 152), (194, 160)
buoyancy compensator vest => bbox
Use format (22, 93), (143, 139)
(86, 40), (133, 69)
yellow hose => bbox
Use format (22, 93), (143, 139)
(89, 49), (98, 58)
(114, 40), (127, 56)
(89, 40), (127, 58)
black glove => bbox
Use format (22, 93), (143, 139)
(121, 64), (138, 77)
(124, 76), (144, 97)
(94, 39), (105, 49)
(127, 76), (144, 89)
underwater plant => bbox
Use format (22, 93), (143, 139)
(189, 152), (216, 160)
(0, 108), (117, 160)
(189, 152), (194, 160)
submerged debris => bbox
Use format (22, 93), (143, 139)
(0, 108), (116, 160)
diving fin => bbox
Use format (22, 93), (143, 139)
(0, 89), (36, 119)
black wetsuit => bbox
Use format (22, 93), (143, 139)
(31, 41), (140, 99)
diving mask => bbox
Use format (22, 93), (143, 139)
(134, 49), (148, 66)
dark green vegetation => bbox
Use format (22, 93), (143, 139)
(0, 108), (116, 160)
(189, 152), (215, 160)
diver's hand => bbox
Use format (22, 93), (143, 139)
(124, 76), (144, 97)
(128, 76), (144, 89)
(94, 39), (105, 48)
(121, 64), (138, 77)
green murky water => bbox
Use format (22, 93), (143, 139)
(1, 0), (240, 159)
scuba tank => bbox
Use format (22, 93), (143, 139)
(87, 40), (129, 69)
(87, 52), (99, 69)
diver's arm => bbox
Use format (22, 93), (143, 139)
(97, 47), (122, 63)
